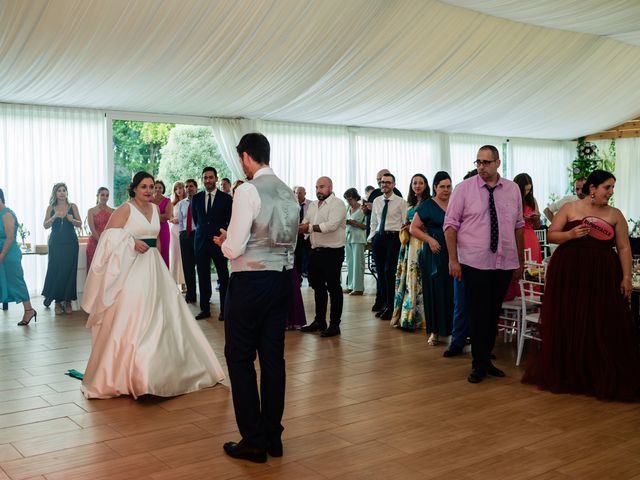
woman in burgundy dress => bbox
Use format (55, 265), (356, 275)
(86, 187), (114, 269)
(523, 170), (639, 401)
(153, 180), (172, 267)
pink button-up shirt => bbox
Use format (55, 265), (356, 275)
(444, 174), (524, 270)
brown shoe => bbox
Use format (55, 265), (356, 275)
(349, 291), (363, 296)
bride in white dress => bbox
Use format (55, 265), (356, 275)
(81, 172), (225, 399)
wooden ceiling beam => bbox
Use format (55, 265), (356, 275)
(583, 116), (640, 140)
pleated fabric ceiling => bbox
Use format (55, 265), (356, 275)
(2, 0), (640, 140)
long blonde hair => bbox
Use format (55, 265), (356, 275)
(49, 182), (69, 207)
(172, 181), (185, 205)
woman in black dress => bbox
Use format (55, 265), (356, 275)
(42, 183), (80, 314)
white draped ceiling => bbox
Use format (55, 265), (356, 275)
(2, 0), (640, 139)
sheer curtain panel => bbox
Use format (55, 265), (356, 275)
(0, 103), (107, 294)
(506, 138), (575, 215)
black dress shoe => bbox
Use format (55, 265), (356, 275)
(195, 311), (211, 320)
(267, 439), (283, 457)
(300, 321), (326, 333)
(218, 314), (224, 322)
(223, 441), (267, 463)
(467, 369), (486, 383)
(379, 309), (392, 320)
(486, 363), (505, 377)
(371, 303), (384, 312)
(375, 308), (387, 318)
(320, 325), (340, 337)
(443, 344), (464, 358)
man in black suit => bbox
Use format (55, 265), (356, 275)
(191, 167), (233, 320)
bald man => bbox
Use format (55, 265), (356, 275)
(298, 177), (347, 337)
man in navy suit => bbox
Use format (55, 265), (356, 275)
(191, 167), (233, 320)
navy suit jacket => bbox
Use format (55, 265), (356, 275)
(191, 190), (232, 255)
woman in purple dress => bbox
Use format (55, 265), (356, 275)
(153, 180), (171, 267)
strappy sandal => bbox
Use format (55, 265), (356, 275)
(427, 333), (439, 346)
(18, 309), (37, 326)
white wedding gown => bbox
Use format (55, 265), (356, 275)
(81, 202), (225, 399)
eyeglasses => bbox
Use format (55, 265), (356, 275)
(474, 160), (496, 167)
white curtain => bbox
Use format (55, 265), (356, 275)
(0, 103), (107, 293)
(609, 138), (640, 220)
(261, 121), (351, 196)
(351, 128), (447, 197)
(4, 0), (640, 140)
(257, 121), (447, 200)
(506, 138), (575, 213)
(448, 134), (506, 185)
(210, 118), (263, 182)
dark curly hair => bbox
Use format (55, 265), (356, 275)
(431, 171), (451, 197)
(407, 174), (429, 207)
(343, 187), (361, 202)
(582, 169), (616, 196)
(513, 173), (536, 210)
(128, 171), (154, 198)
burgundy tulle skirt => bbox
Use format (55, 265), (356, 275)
(522, 230), (640, 401)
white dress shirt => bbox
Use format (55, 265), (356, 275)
(546, 194), (578, 215)
(368, 193), (407, 241)
(204, 188), (217, 213)
(221, 168), (270, 269)
(303, 193), (346, 249)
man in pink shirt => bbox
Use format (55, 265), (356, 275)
(444, 145), (524, 383)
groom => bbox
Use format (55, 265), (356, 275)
(215, 133), (298, 463)
(191, 167), (232, 321)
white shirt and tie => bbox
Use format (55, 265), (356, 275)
(205, 189), (217, 213)
(368, 193), (407, 242)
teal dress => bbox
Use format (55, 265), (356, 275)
(391, 205), (425, 330)
(42, 207), (78, 302)
(0, 208), (30, 303)
(416, 199), (453, 337)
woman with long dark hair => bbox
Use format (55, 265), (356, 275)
(411, 171), (454, 345)
(523, 170), (640, 401)
(391, 174), (428, 330)
(81, 171), (224, 399)
(513, 173), (542, 262)
(42, 182), (80, 314)
(504, 173), (543, 299)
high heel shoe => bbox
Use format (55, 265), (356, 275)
(18, 309), (37, 326)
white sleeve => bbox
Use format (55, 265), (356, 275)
(221, 183), (260, 260)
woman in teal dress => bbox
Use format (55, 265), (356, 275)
(42, 183), (81, 315)
(391, 174), (428, 331)
(0, 189), (37, 325)
(411, 171), (453, 345)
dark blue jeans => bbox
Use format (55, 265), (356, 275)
(450, 278), (469, 348)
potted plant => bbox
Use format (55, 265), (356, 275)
(17, 223), (30, 251)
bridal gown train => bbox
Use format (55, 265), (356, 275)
(81, 202), (225, 399)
